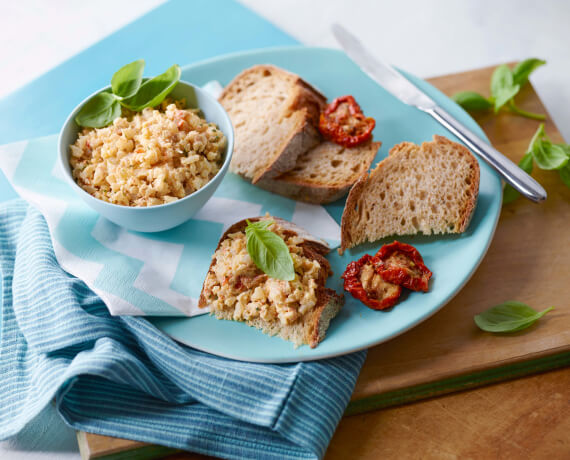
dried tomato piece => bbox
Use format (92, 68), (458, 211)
(318, 95), (375, 148)
(373, 241), (432, 292)
(342, 254), (402, 310)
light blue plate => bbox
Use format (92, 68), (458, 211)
(150, 47), (502, 363)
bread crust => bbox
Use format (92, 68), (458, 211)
(198, 217), (343, 348)
(256, 141), (381, 204)
(220, 65), (326, 184)
(340, 135), (480, 252)
(431, 135), (480, 232)
(340, 173), (368, 253)
(252, 110), (321, 183)
(256, 176), (352, 204)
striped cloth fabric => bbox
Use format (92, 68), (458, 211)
(0, 200), (366, 459)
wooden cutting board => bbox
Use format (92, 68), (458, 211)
(78, 63), (570, 460)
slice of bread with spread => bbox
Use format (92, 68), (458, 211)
(199, 216), (344, 348)
(341, 135), (480, 252)
(219, 65), (326, 184)
(256, 140), (381, 204)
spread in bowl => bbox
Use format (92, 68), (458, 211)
(58, 59), (234, 232)
(69, 100), (227, 207)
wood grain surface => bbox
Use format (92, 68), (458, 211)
(79, 63), (570, 460)
(351, 64), (569, 404)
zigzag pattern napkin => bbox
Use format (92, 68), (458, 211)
(0, 135), (340, 316)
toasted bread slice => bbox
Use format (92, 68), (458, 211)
(341, 135), (480, 252)
(256, 140), (381, 204)
(199, 217), (343, 348)
(219, 65), (326, 183)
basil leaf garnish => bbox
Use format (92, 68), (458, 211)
(75, 92), (121, 128)
(559, 163), (570, 188)
(452, 91), (493, 111)
(557, 143), (570, 156)
(245, 219), (295, 281)
(490, 64), (520, 113)
(512, 58), (546, 86)
(75, 62), (182, 128)
(503, 152), (534, 204)
(525, 123), (568, 170)
(111, 59), (145, 99)
(532, 141), (568, 170)
(503, 122), (570, 204)
(474, 301), (554, 333)
(452, 59), (546, 121)
(122, 64), (181, 111)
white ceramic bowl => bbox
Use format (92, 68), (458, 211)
(58, 80), (233, 232)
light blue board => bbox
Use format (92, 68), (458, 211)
(0, 0), (298, 199)
(150, 47), (502, 362)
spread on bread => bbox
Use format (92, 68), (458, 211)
(199, 216), (344, 348)
(342, 241), (432, 310)
(318, 95), (376, 147)
(203, 219), (321, 324)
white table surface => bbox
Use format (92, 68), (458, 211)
(1, 1), (568, 458)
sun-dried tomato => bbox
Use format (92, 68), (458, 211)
(373, 241), (432, 292)
(318, 95), (375, 148)
(342, 254), (402, 310)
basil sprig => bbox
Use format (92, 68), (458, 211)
(453, 58), (546, 120)
(245, 219), (295, 281)
(74, 92), (122, 129)
(111, 59), (145, 99)
(122, 65), (182, 111)
(503, 123), (570, 204)
(474, 301), (554, 333)
(75, 60), (181, 128)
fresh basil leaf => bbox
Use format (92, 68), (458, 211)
(512, 58), (546, 86)
(528, 123), (546, 149)
(532, 139), (569, 170)
(502, 185), (519, 205)
(452, 91), (493, 111)
(490, 64), (520, 112)
(503, 152), (534, 204)
(559, 163), (570, 188)
(111, 59), (145, 99)
(518, 150), (535, 172)
(245, 219), (295, 281)
(75, 92), (121, 128)
(555, 143), (570, 156)
(474, 301), (554, 333)
(122, 64), (181, 111)
(249, 219), (272, 231)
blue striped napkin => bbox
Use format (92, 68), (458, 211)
(0, 200), (366, 459)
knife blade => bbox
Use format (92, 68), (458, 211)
(332, 23), (547, 203)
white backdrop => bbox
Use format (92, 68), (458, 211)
(2, 0), (569, 140)
(1, 1), (568, 458)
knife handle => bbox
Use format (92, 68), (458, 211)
(426, 106), (547, 203)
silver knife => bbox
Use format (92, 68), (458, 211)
(332, 24), (547, 203)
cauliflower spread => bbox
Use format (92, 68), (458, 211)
(69, 100), (226, 207)
(202, 221), (322, 325)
